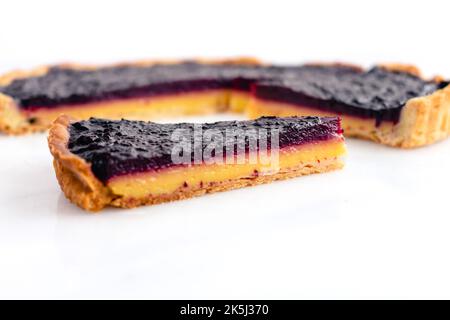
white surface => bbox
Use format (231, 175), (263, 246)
(1, 0), (450, 299)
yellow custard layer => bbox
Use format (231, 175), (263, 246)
(25, 90), (234, 127)
(107, 139), (345, 199)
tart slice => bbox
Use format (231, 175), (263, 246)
(48, 115), (346, 212)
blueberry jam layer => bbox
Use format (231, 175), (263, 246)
(255, 65), (446, 125)
(68, 116), (342, 182)
(0, 62), (277, 110)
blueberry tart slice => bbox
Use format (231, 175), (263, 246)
(48, 115), (346, 211)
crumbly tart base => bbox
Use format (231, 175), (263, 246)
(4, 61), (450, 147)
(48, 115), (345, 212)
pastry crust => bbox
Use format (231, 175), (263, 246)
(48, 115), (344, 212)
(48, 115), (115, 211)
(376, 63), (450, 147)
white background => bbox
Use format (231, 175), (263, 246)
(0, 0), (449, 299)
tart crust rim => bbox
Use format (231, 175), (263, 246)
(48, 115), (114, 211)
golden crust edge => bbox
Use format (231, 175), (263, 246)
(48, 115), (114, 212)
(390, 84), (450, 148)
(375, 64), (450, 147)
(0, 92), (54, 135)
(0, 93), (27, 134)
(349, 62), (450, 148)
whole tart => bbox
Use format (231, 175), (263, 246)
(2, 58), (449, 147)
(48, 115), (346, 211)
